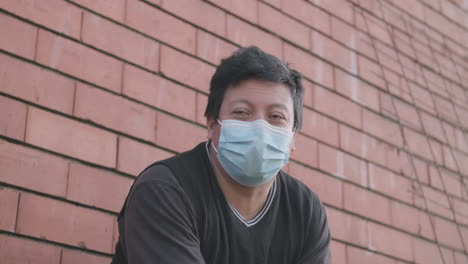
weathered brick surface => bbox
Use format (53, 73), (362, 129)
(1, 0), (467, 262)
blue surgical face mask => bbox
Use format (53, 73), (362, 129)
(212, 119), (293, 187)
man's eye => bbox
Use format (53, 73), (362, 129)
(233, 110), (249, 115)
(270, 114), (284, 120)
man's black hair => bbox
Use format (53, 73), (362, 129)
(204, 46), (304, 130)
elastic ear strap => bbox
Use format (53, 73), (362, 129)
(211, 141), (219, 153)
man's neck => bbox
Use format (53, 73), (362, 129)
(208, 143), (275, 221)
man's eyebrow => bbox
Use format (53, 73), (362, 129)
(228, 99), (252, 106)
(268, 104), (289, 111)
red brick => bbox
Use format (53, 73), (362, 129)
(415, 186), (453, 220)
(434, 95), (458, 126)
(283, 43), (334, 89)
(344, 127), (392, 168)
(196, 93), (208, 125)
(315, 86), (362, 129)
(441, 0), (466, 26)
(340, 125), (366, 157)
(36, 30), (122, 93)
(330, 241), (346, 264)
(67, 163), (133, 212)
(0, 54), (75, 114)
(155, 113), (207, 153)
(0, 188), (19, 232)
(319, 144), (368, 186)
(433, 216), (464, 250)
(414, 238), (443, 264)
(411, 82), (436, 115)
(429, 139), (444, 166)
(424, 6), (458, 42)
(0, 0), (81, 39)
(442, 147), (459, 173)
(416, 209), (436, 240)
(447, 83), (468, 110)
(226, 15), (282, 57)
(61, 249), (111, 264)
(289, 162), (343, 208)
(290, 134), (318, 167)
(362, 109), (403, 147)
(263, 0), (280, 8)
(367, 222), (413, 261)
(281, 0), (330, 35)
(392, 29), (415, 58)
(160, 46), (215, 93)
(0, 96), (27, 141)
(123, 64), (197, 121)
(17, 193), (114, 253)
(358, 55), (386, 90)
(453, 150), (468, 177)
(0, 140), (68, 197)
(0, 13), (37, 60)
(82, 13), (159, 71)
(355, 12), (392, 45)
(455, 105), (468, 131)
(162, 0), (225, 36)
(126, 0), (196, 54)
(327, 207), (368, 247)
(453, 197), (468, 225)
(451, 196), (468, 221)
(74, 83), (157, 141)
(441, 248), (456, 264)
(311, 31), (358, 74)
(455, 251), (468, 264)
(145, 0), (162, 5)
(258, 3), (310, 49)
(25, 108), (117, 168)
(432, 168), (462, 198)
(399, 153), (429, 184)
(390, 201), (419, 235)
(335, 69), (380, 112)
(0, 234), (61, 264)
(369, 164), (414, 204)
(69, 0), (125, 22)
(331, 17), (357, 49)
(443, 123), (468, 151)
(403, 128), (433, 162)
(379, 92), (398, 120)
(344, 183), (391, 224)
(196, 30), (238, 65)
(347, 246), (396, 264)
(303, 80), (315, 108)
(354, 30), (378, 60)
(112, 216), (119, 254)
(206, 0), (257, 22)
(301, 109), (339, 146)
(117, 136), (173, 176)
(311, 0), (354, 23)
(374, 43), (401, 76)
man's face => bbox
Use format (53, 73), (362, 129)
(207, 79), (295, 148)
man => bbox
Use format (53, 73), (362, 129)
(112, 46), (331, 264)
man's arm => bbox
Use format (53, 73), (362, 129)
(296, 198), (331, 264)
(123, 177), (205, 263)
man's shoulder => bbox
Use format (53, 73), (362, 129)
(133, 142), (208, 188)
(278, 170), (323, 207)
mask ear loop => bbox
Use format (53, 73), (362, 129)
(210, 119), (222, 154)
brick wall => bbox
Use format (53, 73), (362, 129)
(1, 0), (468, 263)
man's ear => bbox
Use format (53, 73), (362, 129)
(207, 117), (217, 141)
(290, 132), (296, 152)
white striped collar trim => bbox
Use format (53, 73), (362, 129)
(205, 142), (277, 228)
(228, 180), (276, 227)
